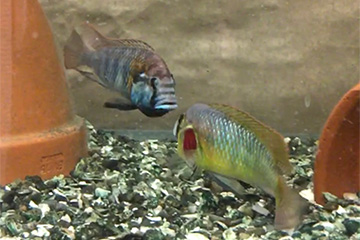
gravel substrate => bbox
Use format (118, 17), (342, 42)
(1, 122), (359, 240)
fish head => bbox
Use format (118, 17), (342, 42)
(173, 113), (198, 166)
(130, 64), (177, 117)
(147, 62), (178, 112)
(173, 104), (213, 148)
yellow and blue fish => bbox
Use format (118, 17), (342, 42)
(173, 103), (308, 230)
(64, 22), (177, 117)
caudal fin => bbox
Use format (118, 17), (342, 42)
(274, 176), (309, 230)
(63, 29), (86, 69)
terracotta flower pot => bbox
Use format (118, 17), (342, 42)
(314, 83), (360, 205)
(0, 0), (88, 185)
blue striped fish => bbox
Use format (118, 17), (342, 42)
(173, 103), (308, 230)
(64, 22), (177, 117)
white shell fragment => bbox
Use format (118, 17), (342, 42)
(186, 233), (209, 240)
(31, 225), (50, 237)
(222, 228), (237, 240)
(299, 188), (314, 203)
(252, 201), (270, 216)
(60, 214), (72, 223)
(343, 192), (358, 201)
(38, 203), (50, 218)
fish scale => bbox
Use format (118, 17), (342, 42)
(88, 48), (132, 87)
(107, 52), (119, 84)
(95, 48), (139, 89)
(192, 107), (276, 187)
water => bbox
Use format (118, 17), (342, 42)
(0, 0), (359, 239)
(39, 0), (358, 136)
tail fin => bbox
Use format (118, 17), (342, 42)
(274, 176), (309, 230)
(63, 29), (86, 69)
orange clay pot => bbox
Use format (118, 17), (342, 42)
(0, 0), (88, 185)
(314, 83), (360, 205)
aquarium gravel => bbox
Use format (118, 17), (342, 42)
(1, 122), (359, 240)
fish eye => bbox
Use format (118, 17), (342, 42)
(134, 72), (147, 83)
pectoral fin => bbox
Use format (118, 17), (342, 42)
(104, 98), (137, 111)
(207, 172), (246, 197)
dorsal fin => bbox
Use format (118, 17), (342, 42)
(75, 22), (155, 51)
(209, 103), (293, 175)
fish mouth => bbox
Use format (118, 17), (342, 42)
(154, 97), (178, 110)
(140, 91), (177, 117)
(154, 103), (178, 110)
(153, 90), (177, 110)
(150, 76), (177, 111)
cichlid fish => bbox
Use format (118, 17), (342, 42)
(173, 103), (308, 230)
(63, 22), (177, 117)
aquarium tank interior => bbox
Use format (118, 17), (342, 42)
(0, 0), (359, 239)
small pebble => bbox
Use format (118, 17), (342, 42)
(94, 188), (111, 198)
(343, 218), (360, 236)
(252, 202), (270, 216)
(186, 233), (209, 240)
(0, 125), (354, 240)
(222, 228), (237, 240)
(343, 193), (358, 201)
